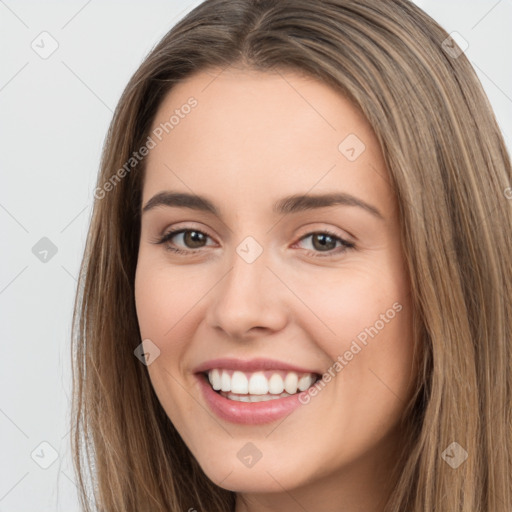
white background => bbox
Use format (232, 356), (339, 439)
(1, 1), (511, 510)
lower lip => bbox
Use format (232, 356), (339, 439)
(196, 373), (305, 425)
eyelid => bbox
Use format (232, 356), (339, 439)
(154, 226), (217, 247)
(159, 222), (216, 240)
(296, 224), (353, 243)
(293, 230), (355, 255)
(293, 221), (356, 246)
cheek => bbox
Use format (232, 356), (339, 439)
(298, 258), (415, 405)
(333, 291), (415, 430)
(134, 256), (208, 346)
(293, 264), (409, 355)
(134, 259), (205, 431)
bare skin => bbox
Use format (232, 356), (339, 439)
(134, 66), (417, 512)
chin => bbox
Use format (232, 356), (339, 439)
(195, 453), (308, 494)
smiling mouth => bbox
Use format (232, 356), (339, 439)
(202, 369), (321, 402)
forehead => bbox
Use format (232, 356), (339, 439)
(143, 67), (395, 217)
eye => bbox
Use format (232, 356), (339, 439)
(153, 228), (215, 254)
(152, 227), (355, 258)
(295, 230), (355, 257)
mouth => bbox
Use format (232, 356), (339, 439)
(193, 357), (323, 424)
(200, 369), (321, 402)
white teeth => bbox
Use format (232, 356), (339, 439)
(207, 369), (317, 397)
(233, 394), (251, 402)
(268, 374), (284, 394)
(298, 374), (315, 391)
(221, 371), (231, 392)
(248, 372), (269, 395)
(231, 371), (248, 394)
(210, 369), (221, 390)
(221, 391), (292, 402)
(284, 372), (299, 394)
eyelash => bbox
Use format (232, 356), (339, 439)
(153, 228), (355, 258)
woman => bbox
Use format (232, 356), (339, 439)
(71, 0), (512, 510)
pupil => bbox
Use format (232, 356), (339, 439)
(185, 231), (205, 248)
(313, 233), (335, 251)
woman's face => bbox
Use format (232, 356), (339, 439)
(135, 67), (417, 507)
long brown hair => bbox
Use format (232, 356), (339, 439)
(71, 0), (512, 510)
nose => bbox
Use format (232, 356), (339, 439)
(205, 245), (289, 340)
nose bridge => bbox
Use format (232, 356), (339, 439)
(207, 237), (287, 337)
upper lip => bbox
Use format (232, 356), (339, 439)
(193, 357), (321, 375)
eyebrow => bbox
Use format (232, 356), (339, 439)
(142, 191), (384, 220)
